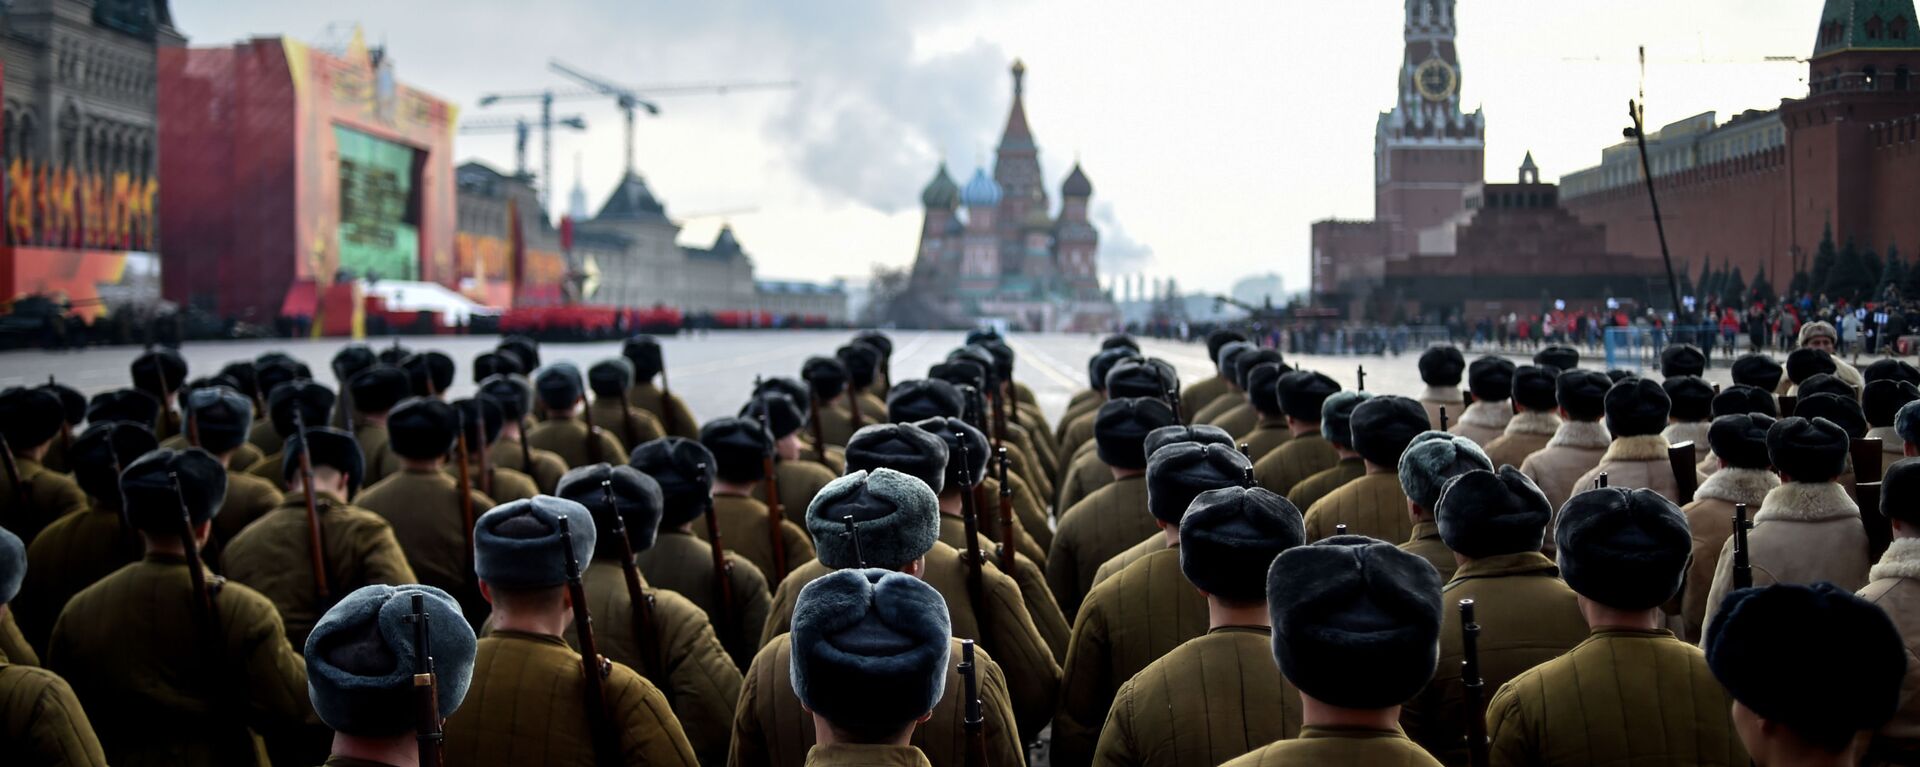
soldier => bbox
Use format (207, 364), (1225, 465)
(1790, 321), (1864, 391)
(497, 335), (540, 373)
(159, 378), (261, 466)
(802, 356), (858, 448)
(1235, 362), (1293, 462)
(245, 380), (337, 485)
(1702, 416), (1873, 627)
(1661, 343), (1706, 379)
(1519, 370), (1613, 511)
(1707, 583), (1905, 766)
(745, 391), (840, 526)
(1180, 329), (1250, 418)
(738, 478), (1029, 767)
(1402, 468), (1587, 763)
(932, 353), (1053, 501)
(1286, 392), (1374, 511)
(589, 358), (666, 450)
(328, 344), (375, 430)
(835, 342), (890, 424)
(0, 387), (88, 545)
(85, 388), (161, 432)
(1785, 347), (1843, 397)
(0, 524), (108, 765)
(1676, 414), (1778, 641)
(37, 380), (85, 475)
(1572, 378), (1699, 500)
(1090, 424), (1237, 585)
(443, 397), (540, 504)
(188, 387), (285, 564)
(1417, 345), (1468, 430)
(1731, 352), (1784, 394)
(343, 364), (411, 486)
(554, 463), (743, 766)
(1795, 392), (1870, 492)
(1056, 362), (1178, 517)
(629, 437), (773, 669)
(1451, 356), (1515, 447)
(474, 348), (527, 382)
(1187, 343), (1250, 428)
(1485, 486), (1747, 766)
(912, 417), (1050, 571)
(247, 358), (309, 455)
(130, 347), (189, 440)
(1534, 345), (1580, 372)
(303, 584), (476, 767)
(479, 374), (570, 493)
(224, 426), (416, 648)
(1482, 365), (1562, 469)
(1092, 486), (1306, 767)
(1396, 433), (1493, 581)
(1252, 370), (1341, 495)
(1300, 396), (1430, 542)
(355, 398), (496, 623)
(48, 448), (313, 765)
(1050, 397), (1177, 616)
(1697, 385), (1780, 476)
(529, 364), (626, 469)
(974, 338), (1063, 470)
(1063, 345), (1148, 441)
(1662, 376), (1715, 448)
(1219, 536), (1444, 766)
(785, 570), (964, 767)
(1053, 442), (1251, 767)
(443, 497), (698, 766)
(696, 416), (815, 584)
(1204, 350), (1278, 440)
(1865, 380), (1919, 476)
(14, 422), (152, 655)
(400, 351), (455, 400)
(1860, 460), (1920, 762)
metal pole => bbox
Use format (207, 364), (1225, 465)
(541, 92), (554, 213)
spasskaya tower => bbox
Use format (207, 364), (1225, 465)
(1376, 0), (1486, 256)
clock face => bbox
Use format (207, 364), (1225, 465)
(1415, 58), (1458, 102)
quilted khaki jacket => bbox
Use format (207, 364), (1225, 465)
(221, 493), (417, 649)
(939, 518), (1070, 660)
(0, 656), (107, 766)
(1092, 626), (1302, 767)
(1481, 411), (1560, 471)
(1091, 535), (1167, 589)
(526, 416), (627, 470)
(1058, 449), (1116, 519)
(1449, 401), (1513, 449)
(1239, 418), (1294, 465)
(1050, 476), (1159, 619)
(1421, 386), (1467, 432)
(355, 469), (496, 622)
(1859, 539), (1920, 765)
(1180, 376), (1233, 424)
(1703, 481), (1873, 631)
(1286, 457), (1367, 513)
(625, 382), (699, 440)
(1301, 472), (1410, 544)
(636, 529), (772, 671)
(486, 438), (570, 494)
(588, 397), (665, 454)
(692, 494), (815, 588)
(756, 458), (839, 528)
(14, 501), (140, 655)
(0, 457), (88, 546)
(1676, 468), (1777, 642)
(1253, 434), (1338, 500)
(1398, 521), (1457, 584)
(1220, 726), (1444, 766)
(1206, 403), (1259, 441)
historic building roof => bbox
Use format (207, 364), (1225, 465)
(1062, 162), (1092, 197)
(921, 163), (961, 209)
(1814, 0), (1918, 57)
(594, 172), (670, 224)
(998, 59), (1035, 152)
(961, 167), (1003, 207)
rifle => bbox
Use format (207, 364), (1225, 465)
(842, 514), (865, 567)
(291, 410), (331, 604)
(1596, 473), (1609, 490)
(186, 398), (202, 448)
(1166, 383), (1182, 424)
(1460, 599), (1490, 767)
(758, 408), (788, 581)
(960, 638), (986, 767)
(1335, 523), (1348, 537)
(603, 479), (669, 703)
(700, 472), (738, 652)
(992, 376), (1010, 449)
(453, 410), (476, 573)
(405, 592), (446, 767)
(1668, 441), (1698, 504)
(51, 375), (73, 458)
(0, 433), (25, 504)
(1732, 502), (1754, 591)
(581, 396), (603, 465)
(1439, 406), (1450, 432)
(956, 437), (990, 635)
(335, 368), (356, 431)
(170, 471), (218, 628)
(475, 410), (494, 498)
(557, 516), (621, 764)
(808, 393), (831, 466)
(1357, 365), (1367, 392)
(847, 388), (865, 431)
(997, 447), (1015, 573)
(658, 365), (678, 437)
(1853, 437), (1885, 489)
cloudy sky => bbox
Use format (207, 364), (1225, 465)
(174, 0), (1821, 296)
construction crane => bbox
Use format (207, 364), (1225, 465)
(458, 114), (587, 180)
(477, 64), (796, 212)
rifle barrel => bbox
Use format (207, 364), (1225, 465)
(605, 479), (668, 699)
(960, 638), (986, 767)
(956, 440), (989, 636)
(558, 517), (620, 764)
(1460, 599), (1490, 767)
(408, 593), (445, 767)
(997, 448), (1015, 573)
(759, 410), (787, 581)
(454, 411), (476, 573)
(292, 410), (331, 603)
(1733, 503), (1753, 591)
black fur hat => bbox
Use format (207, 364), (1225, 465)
(1146, 442), (1254, 524)
(454, 397), (506, 447)
(802, 356), (850, 401)
(0, 387), (65, 449)
(1321, 391), (1372, 447)
(915, 417), (989, 490)
(1603, 377), (1670, 438)
(498, 336), (541, 371)
(1467, 356), (1516, 402)
(1662, 376), (1714, 422)
(1246, 362), (1285, 417)
(1102, 334), (1140, 352)
(477, 375), (533, 421)
(348, 366), (411, 415)
(1398, 432), (1494, 512)
(1144, 424), (1236, 460)
(1266, 536), (1442, 709)
(1711, 385), (1779, 419)
(588, 358), (634, 398)
(1106, 359), (1175, 401)
(929, 360), (987, 394)
(790, 569), (951, 740)
(622, 336), (665, 381)
(1348, 396), (1432, 469)
(1732, 353), (1785, 392)
(1767, 416), (1850, 482)
(1792, 393), (1867, 440)
(1659, 344), (1706, 378)
(1554, 487), (1690, 610)
(1798, 373), (1856, 401)
(1865, 380), (1920, 428)
(472, 350), (525, 383)
(837, 343), (882, 390)
(742, 392), (805, 440)
(1786, 347), (1837, 385)
(1214, 342), (1254, 381)
(886, 379), (964, 423)
(1095, 397), (1179, 471)
(1180, 486), (1303, 602)
(1534, 346), (1580, 372)
(628, 437), (718, 528)
(1088, 346), (1145, 392)
(1207, 330), (1251, 362)
(1708, 414), (1775, 471)
(130, 348), (188, 398)
(401, 352), (455, 398)
(1436, 467), (1552, 558)
(1276, 371), (1340, 423)
(1419, 346), (1466, 387)
(1512, 365), (1561, 412)
(806, 469), (941, 569)
(185, 386), (253, 455)
(41, 381), (85, 426)
(283, 427), (367, 496)
(699, 417), (774, 485)
(218, 361), (261, 401)
(70, 421), (158, 502)
(844, 423), (948, 496)
(1865, 359), (1920, 387)
(1234, 350), (1284, 392)
(269, 381), (337, 439)
(85, 389), (161, 429)
(1706, 583), (1906, 752)
(1556, 370), (1613, 421)
(473, 497), (596, 590)
(1883, 459), (1920, 526)
(557, 463), (665, 557)
(534, 364), (586, 410)
(386, 398), (458, 461)
(332, 345), (376, 385)
(121, 448), (228, 533)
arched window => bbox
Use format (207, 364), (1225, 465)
(1868, 14), (1885, 40)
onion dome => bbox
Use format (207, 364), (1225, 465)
(1062, 162), (1092, 198)
(921, 163), (960, 209)
(961, 167), (1002, 207)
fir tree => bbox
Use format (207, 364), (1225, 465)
(1750, 265), (1774, 303)
(1678, 261), (1696, 300)
(1724, 266), (1746, 307)
(1695, 259), (1712, 302)
(1810, 223), (1838, 297)
(1791, 269), (1812, 298)
(1826, 236), (1866, 300)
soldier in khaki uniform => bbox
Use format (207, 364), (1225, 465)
(1451, 356), (1515, 448)
(752, 375), (845, 472)
(447, 397), (541, 504)
(224, 427), (417, 649)
(479, 374), (570, 493)
(84, 388), (162, 439)
(356, 398), (496, 624)
(1486, 486), (1747, 766)
(1052, 441), (1251, 767)
(1859, 460), (1920, 763)
(14, 421), (152, 654)
(0, 525), (108, 765)
(974, 339), (1064, 482)
(445, 497), (698, 766)
(1402, 468), (1587, 763)
(326, 344), (375, 426)
(129, 348), (189, 441)
(1179, 330), (1249, 420)
(630, 437), (773, 670)
(1286, 392), (1372, 512)
(1092, 485), (1306, 767)
(183, 387), (284, 565)
(1301, 396), (1430, 543)
(696, 416), (815, 585)
(589, 358), (666, 450)
(1863, 378), (1919, 477)
(1234, 362), (1292, 463)
(785, 570), (955, 767)
(837, 342), (891, 425)
(745, 390), (840, 526)
(737, 474), (1032, 766)
(1253, 370), (1341, 495)
(1702, 415), (1873, 629)
(303, 583), (476, 767)
(1062, 335), (1141, 418)
(1395, 433), (1492, 583)
(1482, 366), (1562, 470)
(399, 351), (455, 400)
(1662, 376), (1714, 450)
(1676, 414), (1778, 641)
(1417, 346), (1467, 431)
(1221, 536), (1446, 766)
(1061, 355), (1168, 466)
(49, 448), (314, 766)
(1710, 583), (1905, 767)
(1186, 343), (1250, 429)
(0, 388), (89, 545)
(930, 353), (1054, 504)
(1573, 378), (1703, 505)
(1520, 370), (1614, 514)
(1060, 346), (1144, 450)
(554, 463), (743, 766)
(1091, 425), (1239, 586)
(1050, 397), (1177, 617)
(342, 364), (411, 486)
(622, 336), (700, 441)
(245, 380), (336, 486)
(802, 356), (860, 448)
(1205, 350), (1277, 440)
(529, 364), (627, 469)
(246, 358), (308, 456)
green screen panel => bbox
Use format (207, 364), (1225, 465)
(335, 125), (419, 281)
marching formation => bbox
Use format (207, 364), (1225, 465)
(0, 323), (1915, 767)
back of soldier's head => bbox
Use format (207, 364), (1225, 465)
(791, 569), (951, 742)
(557, 463), (664, 559)
(306, 584), (477, 738)
(1266, 536), (1441, 711)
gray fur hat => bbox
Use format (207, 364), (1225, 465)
(1555, 487), (1690, 610)
(186, 386), (253, 455)
(844, 423), (949, 496)
(121, 448), (228, 533)
(1095, 397), (1179, 470)
(915, 417), (989, 490)
(473, 496), (596, 590)
(790, 569), (952, 740)
(1436, 467), (1552, 558)
(1348, 396), (1432, 468)
(1398, 431), (1493, 511)
(1146, 443), (1254, 524)
(0, 525), (22, 605)
(1899, 400), (1920, 446)
(1321, 391), (1374, 446)
(1145, 424), (1236, 460)
(556, 464), (665, 557)
(1180, 487), (1303, 602)
(807, 469), (941, 570)
(886, 379), (965, 423)
(534, 363), (586, 409)
(305, 584), (476, 737)
(1267, 535), (1442, 709)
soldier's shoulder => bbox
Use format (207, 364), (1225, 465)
(227, 470), (282, 496)
(785, 460), (836, 483)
